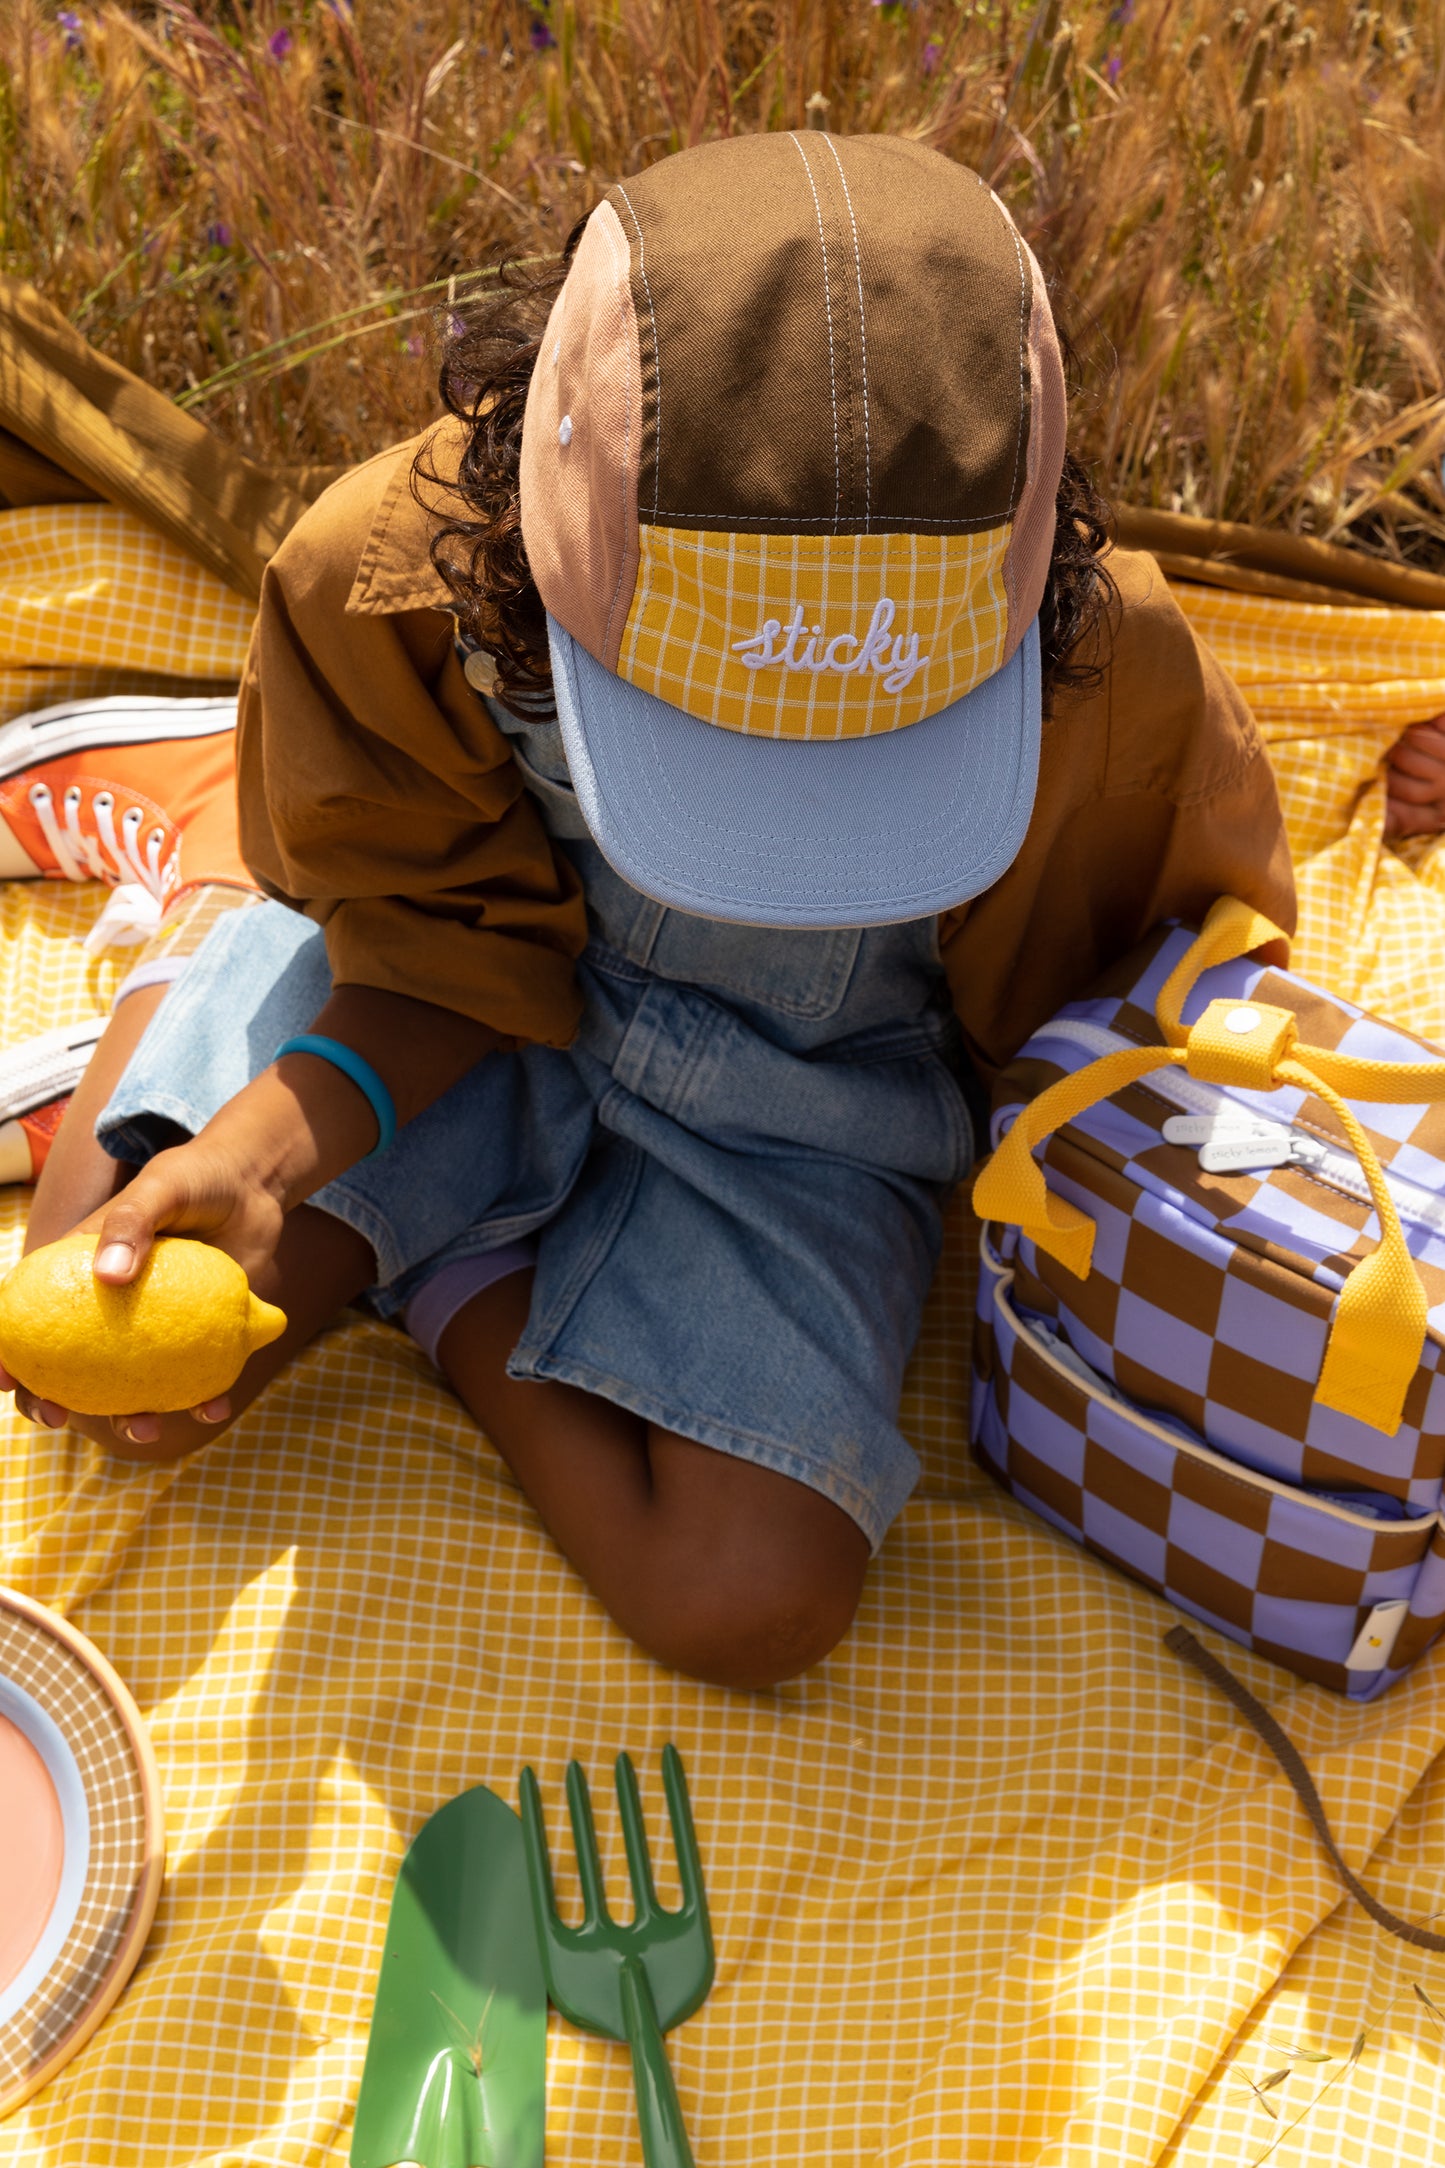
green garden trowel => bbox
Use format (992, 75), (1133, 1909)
(351, 1787), (547, 2168)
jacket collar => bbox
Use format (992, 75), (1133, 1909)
(346, 420), (468, 617)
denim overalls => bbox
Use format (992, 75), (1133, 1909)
(100, 699), (975, 1546)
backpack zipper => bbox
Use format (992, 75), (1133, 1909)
(1030, 1015), (1445, 1242)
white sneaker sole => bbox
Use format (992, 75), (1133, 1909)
(0, 1017), (105, 1122)
(0, 694), (237, 782)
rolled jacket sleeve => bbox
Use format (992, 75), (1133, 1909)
(939, 547), (1297, 1083)
(236, 440), (589, 1046)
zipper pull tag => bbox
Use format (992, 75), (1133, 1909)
(1198, 1133), (1294, 1174)
(1161, 1118), (1299, 1170)
(1163, 1112), (1290, 1147)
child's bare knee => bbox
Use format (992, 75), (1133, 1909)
(626, 1552), (865, 1690)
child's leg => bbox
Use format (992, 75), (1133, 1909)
(25, 986), (172, 1254)
(25, 997), (869, 1674)
(435, 1271), (871, 1691)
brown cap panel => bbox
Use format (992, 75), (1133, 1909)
(608, 133), (1032, 537)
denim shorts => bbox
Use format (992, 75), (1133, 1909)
(98, 714), (975, 1549)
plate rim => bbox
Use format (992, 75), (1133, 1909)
(0, 1585), (165, 2121)
(0, 1671), (92, 2024)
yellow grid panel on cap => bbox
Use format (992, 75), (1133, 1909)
(618, 524), (1011, 738)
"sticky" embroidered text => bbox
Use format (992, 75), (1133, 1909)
(731, 599), (929, 695)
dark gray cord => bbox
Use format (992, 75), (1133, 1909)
(1165, 1626), (1445, 1953)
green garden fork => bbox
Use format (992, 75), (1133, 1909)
(519, 1745), (715, 2168)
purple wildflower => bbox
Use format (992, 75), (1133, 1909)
(1104, 49), (1123, 81)
(447, 312), (467, 340)
(322, 0), (352, 15)
(528, 14), (556, 48)
(405, 332), (426, 358)
(267, 26), (293, 60)
(57, 9), (83, 53)
(205, 220), (232, 247)
(922, 38), (941, 74)
(1108, 0), (1134, 22)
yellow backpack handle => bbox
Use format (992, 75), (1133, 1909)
(973, 897), (1445, 1436)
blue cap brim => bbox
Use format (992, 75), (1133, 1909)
(547, 613), (1041, 928)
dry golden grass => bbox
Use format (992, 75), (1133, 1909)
(2, 0), (1443, 565)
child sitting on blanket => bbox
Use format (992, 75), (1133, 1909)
(0, 137), (1297, 1688)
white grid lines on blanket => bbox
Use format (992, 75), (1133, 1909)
(0, 504), (254, 683)
(3, 870), (1445, 2165)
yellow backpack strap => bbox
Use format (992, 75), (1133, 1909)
(1153, 899), (1440, 1430)
(979, 914), (1445, 1434)
(1155, 895), (1294, 1048)
(1302, 1050), (1445, 1105)
(972, 1044), (1185, 1280)
(1272, 1058), (1429, 1434)
(975, 901), (1282, 1279)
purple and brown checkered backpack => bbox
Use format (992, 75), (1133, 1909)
(972, 896), (1445, 1701)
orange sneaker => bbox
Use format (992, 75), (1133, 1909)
(0, 1097), (73, 1184)
(0, 1017), (103, 1183)
(0, 693), (254, 910)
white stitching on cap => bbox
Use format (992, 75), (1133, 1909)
(614, 183), (661, 515)
(966, 173), (1029, 628)
(598, 207), (638, 658)
(631, 510), (1005, 529)
(820, 133), (870, 530)
(788, 132), (841, 525)
(1003, 219), (1027, 627)
(977, 176), (1027, 519)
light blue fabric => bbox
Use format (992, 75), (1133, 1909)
(549, 610), (1041, 928)
(97, 702), (975, 1548)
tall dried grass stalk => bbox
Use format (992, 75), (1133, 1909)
(2, 0), (1443, 566)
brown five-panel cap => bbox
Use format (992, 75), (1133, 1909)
(520, 131), (1066, 924)
(612, 133), (1037, 536)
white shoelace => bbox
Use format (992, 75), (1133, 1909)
(26, 780), (179, 900)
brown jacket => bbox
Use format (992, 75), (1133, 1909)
(237, 430), (1296, 1079)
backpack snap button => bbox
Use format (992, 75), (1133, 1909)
(1186, 998), (1298, 1088)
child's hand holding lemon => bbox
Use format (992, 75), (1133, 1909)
(0, 1232), (286, 1410)
(0, 1232), (286, 1454)
(0, 1117), (309, 1452)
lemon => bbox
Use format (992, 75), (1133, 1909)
(0, 1233), (287, 1414)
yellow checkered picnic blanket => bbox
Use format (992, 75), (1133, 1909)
(3, 508), (1445, 2166)
(0, 500), (256, 726)
(1177, 584), (1445, 1045)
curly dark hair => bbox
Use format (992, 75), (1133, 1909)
(419, 217), (1117, 721)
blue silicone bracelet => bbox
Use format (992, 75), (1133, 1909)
(274, 1034), (397, 1157)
